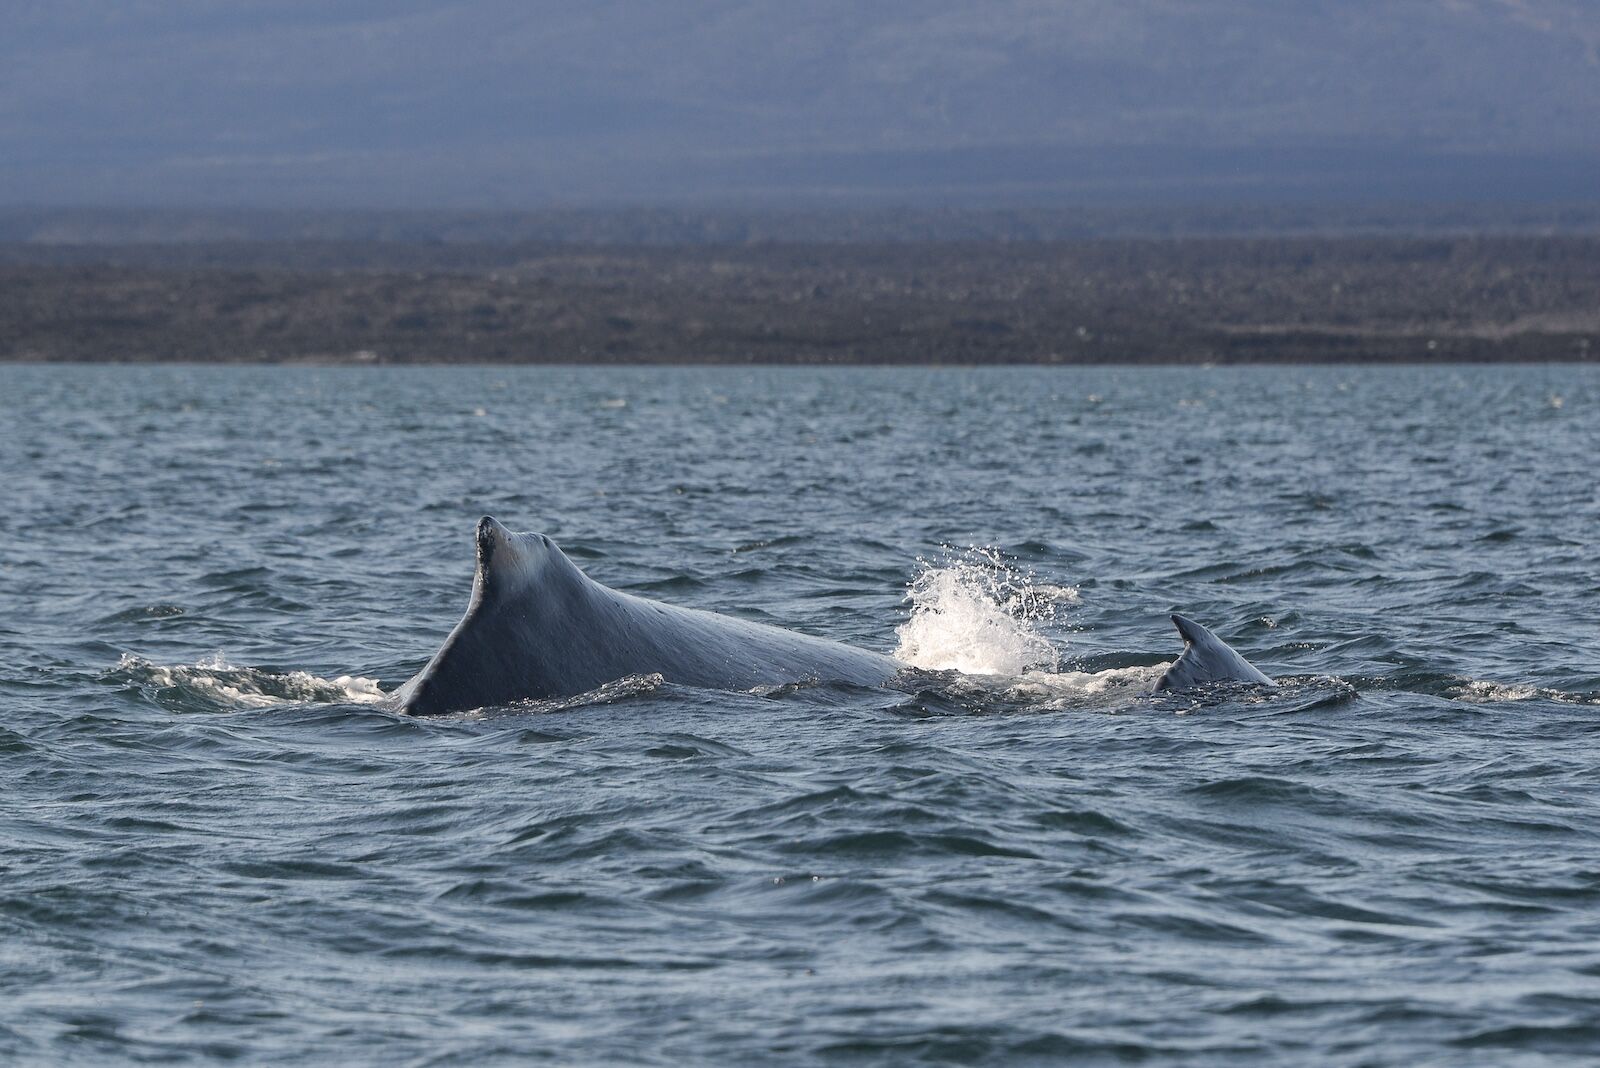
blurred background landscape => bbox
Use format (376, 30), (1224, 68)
(4, 0), (1597, 363)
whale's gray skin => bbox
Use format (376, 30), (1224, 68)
(1152, 614), (1276, 692)
(395, 517), (905, 715)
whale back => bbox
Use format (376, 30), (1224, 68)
(396, 517), (902, 715)
(1153, 613), (1275, 692)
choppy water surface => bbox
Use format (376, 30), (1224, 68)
(4, 364), (1600, 1065)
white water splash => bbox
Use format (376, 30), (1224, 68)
(115, 653), (388, 709)
(894, 548), (1074, 676)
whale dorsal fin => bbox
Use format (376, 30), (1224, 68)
(1153, 613), (1275, 692)
(393, 518), (571, 715)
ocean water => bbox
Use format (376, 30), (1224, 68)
(4, 363), (1600, 1066)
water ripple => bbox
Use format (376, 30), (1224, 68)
(4, 364), (1600, 1064)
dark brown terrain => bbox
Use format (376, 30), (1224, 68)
(3, 236), (1596, 364)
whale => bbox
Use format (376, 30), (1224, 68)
(394, 518), (1275, 715)
(394, 517), (906, 715)
(1152, 614), (1276, 691)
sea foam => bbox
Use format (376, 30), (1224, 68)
(114, 653), (388, 710)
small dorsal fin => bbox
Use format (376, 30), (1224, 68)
(1154, 613), (1275, 692)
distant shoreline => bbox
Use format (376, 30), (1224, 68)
(4, 235), (1596, 366)
(6, 358), (1596, 369)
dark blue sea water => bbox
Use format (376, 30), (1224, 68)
(4, 364), (1600, 1065)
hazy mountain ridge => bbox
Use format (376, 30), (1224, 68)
(4, 1), (1597, 206)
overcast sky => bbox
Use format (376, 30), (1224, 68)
(5, 0), (1597, 207)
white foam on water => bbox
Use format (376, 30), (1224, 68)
(116, 653), (388, 709)
(1001, 664), (1170, 704)
(480, 672), (666, 718)
(1454, 679), (1539, 703)
(935, 662), (1170, 714)
(894, 548), (1071, 676)
(1445, 678), (1599, 705)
